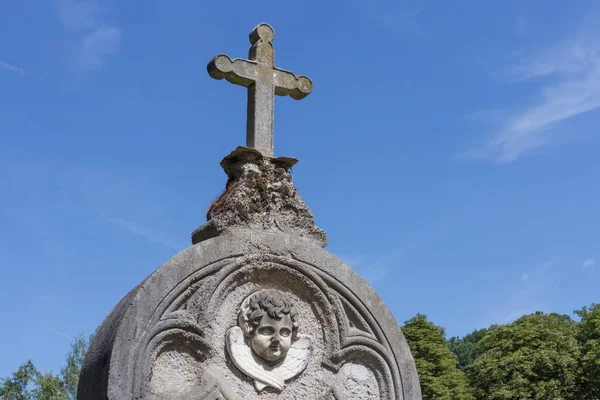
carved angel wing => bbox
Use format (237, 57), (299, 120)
(279, 336), (312, 381)
(225, 327), (285, 391)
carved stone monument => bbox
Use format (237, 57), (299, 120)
(78, 23), (422, 400)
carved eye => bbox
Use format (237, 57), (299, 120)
(280, 328), (291, 337)
(258, 326), (275, 335)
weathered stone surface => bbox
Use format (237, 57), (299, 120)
(78, 21), (421, 400)
(207, 23), (313, 157)
(226, 289), (312, 392)
(78, 231), (422, 399)
(192, 147), (327, 247)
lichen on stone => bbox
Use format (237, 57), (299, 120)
(192, 147), (327, 247)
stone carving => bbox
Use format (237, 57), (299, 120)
(78, 233), (422, 399)
(77, 21), (422, 400)
(191, 147), (328, 248)
(226, 289), (312, 392)
(207, 22), (313, 157)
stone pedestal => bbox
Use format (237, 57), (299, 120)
(78, 149), (422, 399)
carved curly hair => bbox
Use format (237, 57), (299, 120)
(238, 289), (299, 338)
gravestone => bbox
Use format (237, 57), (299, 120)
(77, 23), (422, 400)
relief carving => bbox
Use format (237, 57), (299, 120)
(96, 248), (419, 399)
(226, 289), (313, 392)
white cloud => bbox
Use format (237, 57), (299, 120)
(54, 0), (122, 70)
(48, 328), (73, 340)
(583, 258), (596, 269)
(541, 256), (563, 271)
(464, 38), (600, 163)
(110, 218), (184, 251)
(0, 60), (27, 76)
(77, 25), (121, 70)
(3, 162), (185, 257)
(516, 14), (528, 36)
(352, 0), (428, 38)
(479, 256), (562, 328)
(55, 0), (100, 31)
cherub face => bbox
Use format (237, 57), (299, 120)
(250, 313), (293, 363)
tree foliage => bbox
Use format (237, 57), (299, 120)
(0, 335), (89, 400)
(449, 328), (488, 371)
(4, 306), (599, 399)
(575, 303), (600, 399)
(60, 335), (88, 399)
(402, 314), (473, 400)
(0, 361), (37, 400)
(467, 312), (580, 400)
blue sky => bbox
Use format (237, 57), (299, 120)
(1, 0), (599, 378)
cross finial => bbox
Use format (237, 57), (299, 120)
(207, 23), (313, 157)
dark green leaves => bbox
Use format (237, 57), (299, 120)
(467, 313), (580, 400)
(405, 306), (600, 400)
(402, 314), (474, 400)
(576, 304), (600, 399)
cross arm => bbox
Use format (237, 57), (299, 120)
(273, 68), (313, 100)
(207, 54), (258, 88)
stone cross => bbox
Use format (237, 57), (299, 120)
(207, 23), (313, 157)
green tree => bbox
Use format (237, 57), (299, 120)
(575, 304), (600, 399)
(468, 312), (580, 400)
(0, 334), (89, 400)
(0, 361), (36, 399)
(60, 335), (89, 399)
(0, 362), (68, 400)
(31, 373), (68, 400)
(402, 314), (473, 400)
(449, 328), (488, 371)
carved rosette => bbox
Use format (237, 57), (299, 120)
(78, 232), (421, 400)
